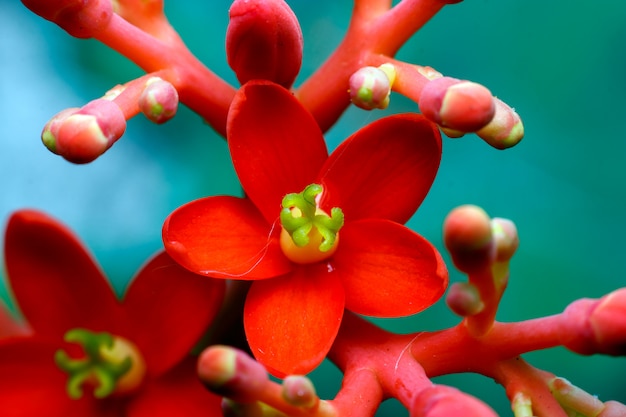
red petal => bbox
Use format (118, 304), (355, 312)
(333, 219), (448, 317)
(126, 357), (222, 417)
(0, 299), (29, 338)
(163, 196), (292, 279)
(4, 210), (121, 339)
(318, 114), (441, 224)
(0, 338), (100, 417)
(227, 81), (328, 223)
(121, 252), (226, 377)
(244, 265), (345, 377)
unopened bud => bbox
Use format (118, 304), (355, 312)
(598, 401), (626, 417)
(446, 282), (484, 317)
(138, 77), (179, 124)
(282, 375), (318, 408)
(477, 97), (524, 149)
(349, 64), (396, 110)
(197, 345), (269, 402)
(41, 99), (126, 164)
(549, 377), (604, 417)
(419, 77), (495, 132)
(443, 205), (495, 273)
(226, 0), (303, 88)
(589, 288), (626, 356)
(491, 218), (519, 262)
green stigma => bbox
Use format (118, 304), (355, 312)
(54, 328), (141, 399)
(280, 183), (344, 253)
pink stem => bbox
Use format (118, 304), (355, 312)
(93, 14), (235, 137)
(297, 0), (449, 132)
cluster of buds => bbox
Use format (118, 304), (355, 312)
(8, 0), (626, 416)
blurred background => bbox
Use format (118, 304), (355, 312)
(1, 0), (625, 415)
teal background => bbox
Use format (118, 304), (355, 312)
(1, 1), (625, 415)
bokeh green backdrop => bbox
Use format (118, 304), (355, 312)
(1, 1), (625, 415)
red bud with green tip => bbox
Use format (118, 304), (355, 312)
(419, 77), (495, 132)
(138, 78), (179, 124)
(226, 0), (303, 88)
(21, 0), (113, 38)
(41, 99), (126, 164)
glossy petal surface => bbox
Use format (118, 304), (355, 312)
(4, 210), (122, 339)
(122, 252), (226, 376)
(244, 265), (345, 376)
(228, 81), (328, 223)
(163, 196), (291, 279)
(319, 114), (441, 224)
(333, 219), (448, 317)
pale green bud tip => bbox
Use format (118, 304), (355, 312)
(282, 375), (318, 408)
(446, 282), (484, 317)
(511, 392), (533, 417)
(477, 97), (524, 149)
(349, 65), (395, 110)
(40, 99), (126, 164)
(490, 218), (518, 262)
(138, 77), (179, 124)
(549, 377), (605, 417)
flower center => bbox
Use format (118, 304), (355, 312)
(54, 328), (147, 399)
(279, 183), (344, 264)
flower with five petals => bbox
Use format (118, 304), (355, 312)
(163, 80), (448, 376)
(0, 210), (224, 417)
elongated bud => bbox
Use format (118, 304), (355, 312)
(138, 77), (179, 124)
(411, 386), (498, 417)
(41, 99), (126, 164)
(562, 289), (626, 356)
(419, 77), (495, 132)
(227, 0), (303, 88)
(443, 205), (494, 273)
(349, 64), (396, 110)
(548, 377), (604, 417)
(477, 97), (524, 149)
(197, 345), (269, 402)
(446, 282), (484, 316)
(599, 401), (626, 417)
(21, 0), (113, 38)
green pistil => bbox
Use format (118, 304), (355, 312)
(54, 329), (132, 399)
(280, 184), (344, 252)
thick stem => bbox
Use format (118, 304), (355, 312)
(297, 0), (448, 132)
(94, 14), (235, 136)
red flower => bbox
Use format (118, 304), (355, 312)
(163, 80), (448, 376)
(0, 210), (224, 417)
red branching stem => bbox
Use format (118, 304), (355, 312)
(297, 0), (448, 132)
(464, 267), (505, 337)
(330, 368), (384, 417)
(371, 0), (447, 56)
(109, 70), (171, 119)
(329, 312), (434, 410)
(368, 56), (433, 102)
(93, 14), (235, 136)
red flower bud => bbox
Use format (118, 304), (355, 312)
(21, 0), (113, 38)
(443, 205), (495, 273)
(41, 99), (126, 164)
(419, 77), (495, 132)
(411, 386), (498, 417)
(226, 0), (303, 88)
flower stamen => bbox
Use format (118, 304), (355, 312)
(54, 328), (146, 399)
(279, 184), (344, 264)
